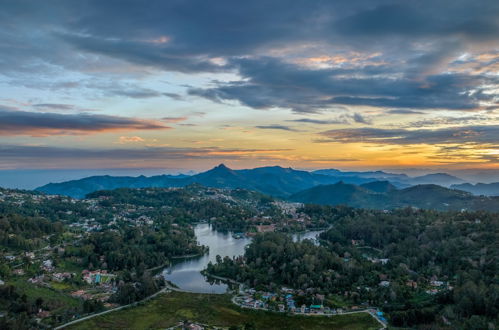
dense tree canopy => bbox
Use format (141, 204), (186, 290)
(209, 207), (499, 329)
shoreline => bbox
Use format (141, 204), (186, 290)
(201, 271), (244, 286)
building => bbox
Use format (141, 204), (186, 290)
(256, 224), (275, 233)
(42, 260), (54, 271)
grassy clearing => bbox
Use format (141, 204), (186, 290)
(49, 281), (73, 291)
(10, 279), (80, 308)
(68, 291), (380, 330)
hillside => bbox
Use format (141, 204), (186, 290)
(290, 183), (499, 212)
(451, 182), (499, 196)
(288, 182), (386, 209)
(408, 173), (465, 187)
(310, 169), (467, 188)
(360, 180), (397, 193)
(36, 164), (376, 198)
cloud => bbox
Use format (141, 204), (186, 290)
(352, 113), (371, 124)
(118, 136), (145, 144)
(188, 57), (498, 113)
(0, 109), (171, 136)
(60, 33), (229, 74)
(163, 92), (183, 100)
(332, 2), (499, 41)
(162, 116), (188, 123)
(31, 103), (99, 113)
(107, 87), (164, 99)
(288, 112), (371, 125)
(33, 103), (75, 111)
(319, 125), (499, 145)
(0, 144), (296, 168)
(288, 118), (347, 125)
(255, 125), (297, 131)
(400, 115), (493, 128)
(1, 0), (498, 116)
(388, 109), (425, 115)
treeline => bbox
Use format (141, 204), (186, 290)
(64, 222), (204, 271)
(88, 186), (281, 231)
(320, 208), (499, 328)
(0, 214), (63, 250)
(0, 284), (45, 329)
(110, 272), (165, 305)
(206, 233), (349, 290)
(0, 195), (94, 224)
(208, 207), (499, 329)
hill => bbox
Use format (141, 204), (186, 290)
(312, 169), (466, 187)
(312, 169), (409, 185)
(290, 183), (499, 212)
(36, 164), (376, 198)
(408, 173), (465, 187)
(451, 182), (499, 196)
(288, 182), (386, 209)
(360, 180), (397, 193)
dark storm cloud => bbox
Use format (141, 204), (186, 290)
(0, 109), (170, 136)
(319, 125), (499, 145)
(1, 0), (499, 112)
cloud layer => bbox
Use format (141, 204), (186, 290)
(0, 0), (498, 171)
(0, 108), (170, 136)
(320, 125), (499, 145)
(2, 0), (499, 113)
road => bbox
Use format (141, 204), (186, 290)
(232, 296), (387, 330)
(55, 282), (387, 330)
(54, 287), (168, 329)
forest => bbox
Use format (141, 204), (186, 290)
(207, 207), (499, 329)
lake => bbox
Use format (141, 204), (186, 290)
(163, 223), (324, 293)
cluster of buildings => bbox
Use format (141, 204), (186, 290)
(82, 269), (116, 285)
(68, 270), (118, 302)
(27, 271), (74, 287)
(235, 288), (349, 316)
(0, 189), (73, 206)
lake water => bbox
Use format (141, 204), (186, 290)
(163, 223), (324, 293)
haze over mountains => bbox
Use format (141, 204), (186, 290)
(451, 182), (499, 197)
(289, 181), (499, 212)
(37, 164), (375, 199)
(32, 164), (499, 212)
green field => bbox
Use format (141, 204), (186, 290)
(68, 291), (380, 330)
(9, 279), (81, 310)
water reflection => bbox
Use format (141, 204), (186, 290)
(163, 223), (251, 293)
(163, 223), (324, 293)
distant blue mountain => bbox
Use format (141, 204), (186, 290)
(451, 182), (499, 196)
(290, 182), (499, 212)
(35, 164), (472, 204)
(35, 164), (377, 198)
(314, 169), (465, 187)
(313, 169), (409, 181)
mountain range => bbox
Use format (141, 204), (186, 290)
(313, 169), (465, 187)
(34, 164), (499, 211)
(289, 181), (499, 212)
(451, 182), (499, 197)
(36, 164), (376, 199)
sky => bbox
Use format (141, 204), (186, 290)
(1, 0), (499, 181)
